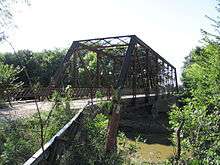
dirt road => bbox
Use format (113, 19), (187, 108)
(0, 99), (92, 119)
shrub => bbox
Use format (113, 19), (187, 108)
(169, 43), (220, 164)
(0, 90), (75, 164)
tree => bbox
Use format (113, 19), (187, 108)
(169, 1), (220, 163)
(169, 43), (220, 164)
(0, 0), (29, 36)
(201, 0), (220, 42)
(0, 60), (22, 106)
(0, 49), (65, 86)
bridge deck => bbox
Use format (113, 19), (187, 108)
(0, 93), (173, 120)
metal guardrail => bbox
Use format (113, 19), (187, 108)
(22, 93), (175, 164)
(24, 108), (84, 165)
(24, 102), (104, 165)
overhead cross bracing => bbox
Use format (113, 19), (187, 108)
(22, 35), (178, 164)
(51, 35), (178, 100)
(1, 35), (177, 101)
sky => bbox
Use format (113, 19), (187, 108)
(0, 0), (218, 83)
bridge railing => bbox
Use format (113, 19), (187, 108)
(24, 104), (102, 165)
(0, 86), (113, 101)
(24, 108), (84, 165)
(1, 85), (176, 102)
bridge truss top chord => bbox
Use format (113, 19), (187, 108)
(51, 35), (178, 100)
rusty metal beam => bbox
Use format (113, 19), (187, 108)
(116, 36), (136, 91)
(78, 43), (115, 59)
(51, 41), (80, 87)
(75, 35), (133, 43)
(12, 35), (177, 101)
(133, 35), (175, 69)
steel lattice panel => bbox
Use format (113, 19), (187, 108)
(52, 35), (178, 99)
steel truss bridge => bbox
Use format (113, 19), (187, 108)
(21, 35), (178, 164)
(3, 35), (177, 101)
(52, 34), (178, 99)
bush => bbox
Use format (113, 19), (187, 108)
(0, 91), (75, 164)
(169, 43), (220, 164)
(60, 106), (139, 165)
(0, 61), (22, 106)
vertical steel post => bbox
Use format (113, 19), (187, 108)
(96, 52), (100, 88)
(51, 41), (80, 87)
(155, 54), (159, 100)
(106, 36), (136, 153)
(72, 52), (77, 87)
(132, 47), (137, 104)
(174, 68), (178, 93)
(145, 49), (150, 103)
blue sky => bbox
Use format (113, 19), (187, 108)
(0, 0), (218, 82)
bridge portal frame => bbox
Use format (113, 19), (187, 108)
(50, 35), (178, 101)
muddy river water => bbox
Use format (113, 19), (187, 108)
(122, 132), (175, 163)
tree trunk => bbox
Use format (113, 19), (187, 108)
(176, 121), (184, 161)
(105, 105), (120, 153)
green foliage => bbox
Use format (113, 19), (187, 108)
(61, 113), (122, 164)
(117, 133), (140, 164)
(0, 49), (113, 88)
(61, 113), (138, 165)
(0, 49), (64, 86)
(182, 44), (220, 97)
(95, 90), (104, 99)
(169, 43), (220, 164)
(0, 63), (17, 85)
(0, 60), (22, 106)
(0, 91), (75, 164)
(78, 51), (97, 87)
(83, 52), (97, 72)
(97, 100), (113, 116)
(0, 119), (41, 165)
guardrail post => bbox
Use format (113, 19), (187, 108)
(46, 137), (65, 164)
(90, 87), (93, 103)
(107, 87), (111, 100)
